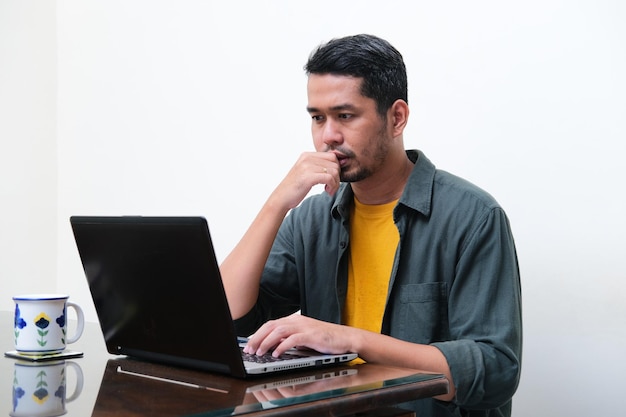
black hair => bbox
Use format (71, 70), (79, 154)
(304, 34), (408, 116)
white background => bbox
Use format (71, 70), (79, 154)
(1, 1), (625, 415)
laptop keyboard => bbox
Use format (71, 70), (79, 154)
(241, 349), (301, 364)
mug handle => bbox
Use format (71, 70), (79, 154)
(65, 302), (84, 344)
(65, 361), (84, 402)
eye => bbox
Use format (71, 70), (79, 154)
(338, 113), (353, 120)
(311, 114), (324, 122)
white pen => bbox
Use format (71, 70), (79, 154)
(116, 366), (229, 394)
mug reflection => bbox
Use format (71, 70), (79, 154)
(11, 360), (83, 417)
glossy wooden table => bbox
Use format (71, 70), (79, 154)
(2, 311), (448, 416)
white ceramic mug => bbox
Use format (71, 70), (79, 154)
(11, 360), (84, 417)
(13, 294), (85, 355)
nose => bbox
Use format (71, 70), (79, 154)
(320, 119), (343, 148)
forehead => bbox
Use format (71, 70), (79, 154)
(306, 74), (368, 108)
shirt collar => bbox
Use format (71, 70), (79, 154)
(399, 149), (435, 217)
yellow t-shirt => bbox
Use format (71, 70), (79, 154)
(343, 197), (399, 334)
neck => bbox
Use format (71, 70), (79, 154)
(351, 151), (414, 205)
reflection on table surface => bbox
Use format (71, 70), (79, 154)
(2, 312), (448, 416)
(93, 358), (445, 417)
(10, 359), (84, 417)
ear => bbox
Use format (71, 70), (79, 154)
(389, 99), (409, 137)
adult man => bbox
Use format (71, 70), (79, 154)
(220, 34), (522, 416)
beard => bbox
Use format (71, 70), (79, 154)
(340, 162), (372, 183)
(338, 122), (390, 183)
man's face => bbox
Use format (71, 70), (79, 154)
(306, 74), (392, 183)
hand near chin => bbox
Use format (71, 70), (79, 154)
(242, 313), (355, 358)
(271, 152), (340, 211)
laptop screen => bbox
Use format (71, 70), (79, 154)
(71, 216), (247, 377)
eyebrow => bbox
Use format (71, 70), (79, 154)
(306, 103), (358, 114)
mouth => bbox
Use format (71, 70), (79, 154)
(328, 150), (350, 167)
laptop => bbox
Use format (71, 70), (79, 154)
(70, 216), (357, 378)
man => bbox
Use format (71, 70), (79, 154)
(220, 34), (522, 416)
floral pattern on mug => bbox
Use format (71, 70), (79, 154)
(32, 370), (49, 405)
(34, 313), (51, 347)
(55, 367), (66, 401)
(56, 311), (66, 344)
(12, 369), (25, 412)
(14, 304), (27, 345)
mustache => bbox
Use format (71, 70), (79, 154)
(324, 146), (354, 158)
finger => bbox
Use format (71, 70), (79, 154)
(320, 164), (340, 195)
(258, 389), (284, 401)
(276, 385), (298, 397)
(243, 320), (276, 353)
(324, 175), (340, 195)
(271, 333), (306, 357)
(324, 178), (340, 196)
(248, 320), (292, 356)
(251, 390), (271, 402)
(258, 328), (292, 356)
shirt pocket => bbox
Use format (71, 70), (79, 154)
(394, 282), (449, 343)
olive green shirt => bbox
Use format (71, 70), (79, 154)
(235, 150), (522, 416)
